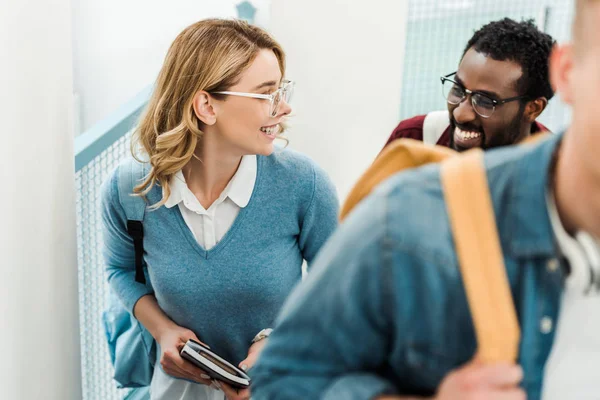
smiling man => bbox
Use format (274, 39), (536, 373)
(384, 18), (555, 151)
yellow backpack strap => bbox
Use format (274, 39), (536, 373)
(440, 150), (520, 363)
(340, 139), (456, 220)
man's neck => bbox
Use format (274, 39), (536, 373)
(553, 127), (600, 238)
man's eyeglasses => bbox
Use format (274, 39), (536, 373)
(211, 79), (295, 117)
(440, 72), (528, 118)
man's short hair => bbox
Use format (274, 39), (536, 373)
(462, 18), (555, 102)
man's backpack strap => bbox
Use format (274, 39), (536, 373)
(117, 160), (149, 284)
(423, 110), (450, 146)
(340, 139), (456, 220)
(440, 150), (521, 362)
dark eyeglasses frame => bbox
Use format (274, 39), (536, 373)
(440, 72), (529, 118)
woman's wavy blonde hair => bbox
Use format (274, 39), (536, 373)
(131, 18), (286, 208)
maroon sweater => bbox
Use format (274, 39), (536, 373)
(383, 113), (548, 149)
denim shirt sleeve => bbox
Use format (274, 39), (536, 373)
(251, 190), (398, 399)
(101, 170), (154, 315)
(298, 161), (340, 266)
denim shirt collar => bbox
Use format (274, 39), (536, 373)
(504, 132), (564, 259)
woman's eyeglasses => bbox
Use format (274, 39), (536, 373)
(212, 80), (295, 117)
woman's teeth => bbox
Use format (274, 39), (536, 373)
(455, 128), (482, 140)
(260, 125), (278, 136)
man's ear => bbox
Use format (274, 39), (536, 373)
(550, 43), (575, 106)
(524, 97), (548, 123)
(193, 91), (218, 125)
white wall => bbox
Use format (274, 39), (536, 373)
(71, 0), (242, 133)
(269, 0), (409, 199)
(0, 0), (81, 399)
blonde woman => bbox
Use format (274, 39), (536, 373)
(101, 19), (339, 400)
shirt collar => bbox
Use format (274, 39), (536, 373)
(496, 132), (563, 258)
(226, 154), (257, 208)
(163, 155), (257, 209)
(546, 188), (581, 267)
(164, 171), (189, 209)
(547, 186), (600, 290)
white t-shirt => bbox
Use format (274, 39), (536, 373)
(541, 191), (600, 399)
(151, 155), (257, 400)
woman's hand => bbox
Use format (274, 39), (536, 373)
(212, 338), (269, 399)
(238, 338), (268, 372)
(133, 295), (213, 385)
(217, 382), (251, 400)
(157, 324), (213, 386)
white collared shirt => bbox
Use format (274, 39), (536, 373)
(541, 191), (600, 399)
(164, 155), (257, 250)
(151, 155), (256, 400)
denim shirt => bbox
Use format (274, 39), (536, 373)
(251, 133), (566, 400)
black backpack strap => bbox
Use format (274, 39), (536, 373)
(118, 160), (149, 284)
(127, 220), (146, 284)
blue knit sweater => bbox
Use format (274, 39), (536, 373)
(101, 149), (339, 365)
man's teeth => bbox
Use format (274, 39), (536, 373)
(456, 128), (482, 140)
(260, 125), (278, 136)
